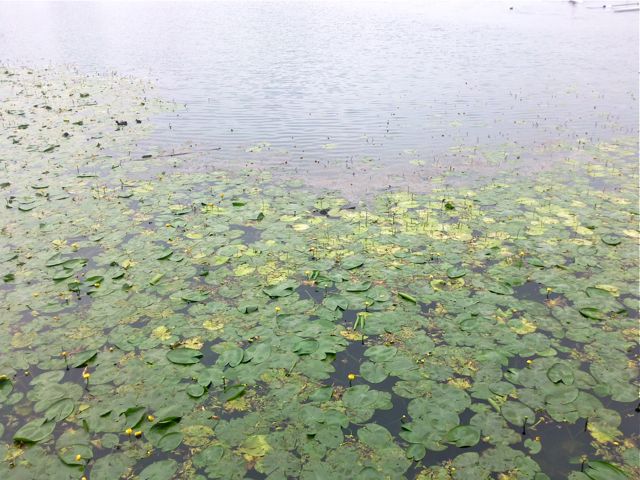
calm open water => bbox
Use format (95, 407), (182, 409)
(0, 0), (638, 190)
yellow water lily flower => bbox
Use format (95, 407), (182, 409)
(125, 427), (133, 435)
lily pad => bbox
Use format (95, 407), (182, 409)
(601, 234), (621, 246)
(579, 307), (606, 321)
(447, 266), (467, 279)
(14, 418), (55, 443)
(501, 402), (535, 427)
(584, 460), (628, 480)
(263, 281), (297, 298)
(166, 348), (203, 365)
(186, 384), (206, 398)
(547, 363), (575, 385)
(445, 425), (481, 447)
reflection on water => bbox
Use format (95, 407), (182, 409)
(0, 0), (637, 191)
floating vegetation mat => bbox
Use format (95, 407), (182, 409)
(0, 67), (638, 480)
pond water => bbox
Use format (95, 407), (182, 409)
(1, 0), (638, 191)
(0, 2), (638, 480)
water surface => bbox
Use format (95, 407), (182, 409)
(1, 0), (637, 191)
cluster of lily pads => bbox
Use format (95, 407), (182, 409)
(0, 67), (638, 479)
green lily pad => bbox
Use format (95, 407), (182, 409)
(501, 401), (535, 427)
(263, 281), (297, 298)
(445, 425), (481, 447)
(181, 291), (209, 302)
(239, 434), (271, 457)
(487, 281), (514, 295)
(219, 348), (244, 367)
(220, 384), (246, 402)
(14, 418), (55, 443)
(345, 281), (372, 292)
(360, 362), (388, 383)
(342, 255), (365, 270)
(0, 376), (13, 402)
(157, 432), (183, 451)
(547, 363), (575, 385)
(601, 234), (621, 246)
(139, 460), (179, 480)
(186, 384), (206, 398)
(398, 292), (417, 303)
(447, 266), (467, 279)
(294, 339), (320, 356)
(579, 307), (606, 321)
(584, 460), (628, 480)
(71, 349), (98, 368)
(45, 398), (75, 421)
(58, 444), (93, 465)
(237, 303), (258, 314)
(166, 348), (203, 365)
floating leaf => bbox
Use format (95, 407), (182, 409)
(0, 376), (13, 402)
(487, 281), (514, 295)
(58, 444), (93, 465)
(186, 384), (206, 398)
(446, 425), (480, 447)
(447, 266), (467, 279)
(14, 418), (55, 443)
(45, 398), (74, 421)
(239, 434), (271, 458)
(157, 432), (183, 451)
(293, 339), (319, 356)
(584, 460), (628, 480)
(601, 234), (621, 246)
(501, 402), (535, 427)
(547, 363), (575, 385)
(220, 384), (246, 403)
(166, 349), (203, 365)
(139, 460), (179, 480)
(71, 349), (98, 368)
(579, 307), (606, 321)
(263, 281), (297, 298)
(342, 255), (365, 270)
(398, 292), (417, 303)
(180, 291), (208, 303)
(360, 362), (388, 383)
(219, 348), (243, 367)
(345, 281), (371, 292)
(237, 303), (258, 314)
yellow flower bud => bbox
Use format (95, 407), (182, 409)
(134, 431), (142, 438)
(75, 454), (82, 461)
(275, 306), (281, 313)
(125, 427), (133, 435)
(147, 415), (155, 422)
(347, 373), (356, 381)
